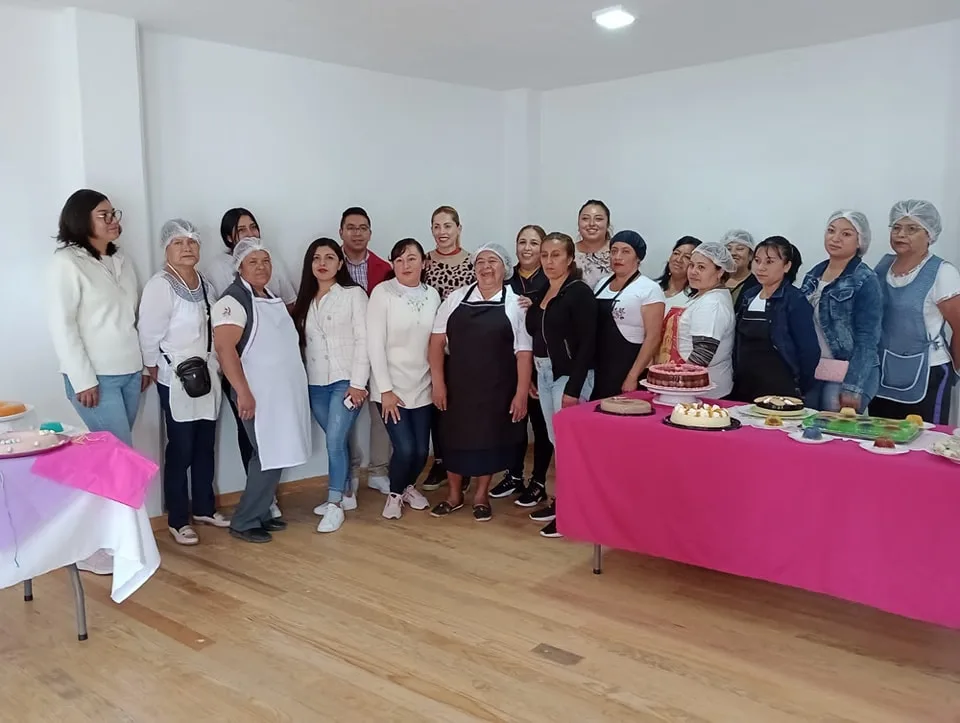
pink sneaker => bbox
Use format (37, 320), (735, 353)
(402, 485), (429, 511)
(382, 493), (403, 520)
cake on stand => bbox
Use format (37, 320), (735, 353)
(640, 380), (717, 406)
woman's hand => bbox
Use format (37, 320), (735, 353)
(622, 371), (640, 394)
(561, 394), (579, 409)
(237, 388), (256, 421)
(510, 391), (528, 422)
(517, 295), (532, 310)
(380, 390), (405, 424)
(432, 382), (448, 411)
(346, 386), (368, 409)
(146, 366), (158, 383)
(838, 391), (861, 412)
(141, 372), (154, 392)
(529, 383), (539, 400)
(75, 385), (99, 409)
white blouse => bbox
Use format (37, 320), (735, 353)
(367, 279), (441, 408)
(677, 288), (736, 398)
(304, 284), (369, 389)
(594, 273), (666, 344)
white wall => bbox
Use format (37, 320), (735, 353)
(538, 21), (960, 275)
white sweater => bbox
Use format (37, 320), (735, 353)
(304, 284), (370, 388)
(367, 279), (441, 408)
(48, 246), (143, 392)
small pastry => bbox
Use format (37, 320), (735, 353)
(839, 407), (857, 418)
(905, 414), (924, 426)
(764, 416), (784, 427)
(874, 437), (896, 449)
(802, 427), (823, 440)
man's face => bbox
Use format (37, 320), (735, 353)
(340, 214), (371, 255)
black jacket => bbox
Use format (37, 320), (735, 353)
(525, 275), (597, 398)
(509, 266), (549, 298)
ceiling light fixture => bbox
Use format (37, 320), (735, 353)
(592, 5), (636, 30)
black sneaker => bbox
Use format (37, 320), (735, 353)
(539, 520), (562, 538)
(462, 476), (471, 494)
(422, 461), (447, 491)
(489, 474), (522, 499)
(514, 481), (547, 508)
(529, 500), (556, 523)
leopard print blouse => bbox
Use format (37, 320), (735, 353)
(425, 249), (475, 301)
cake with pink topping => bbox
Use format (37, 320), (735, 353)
(646, 362), (710, 389)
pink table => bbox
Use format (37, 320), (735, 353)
(553, 392), (960, 629)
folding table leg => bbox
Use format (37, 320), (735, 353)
(66, 564), (88, 641)
(23, 579), (33, 602)
(593, 544), (602, 575)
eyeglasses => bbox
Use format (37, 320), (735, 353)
(890, 224), (926, 238)
(344, 225), (369, 233)
(96, 209), (123, 223)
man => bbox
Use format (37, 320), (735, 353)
(339, 207), (392, 494)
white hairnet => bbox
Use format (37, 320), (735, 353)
(827, 210), (872, 254)
(474, 243), (515, 280)
(719, 229), (756, 250)
(233, 237), (272, 271)
(160, 218), (200, 249)
(693, 242), (737, 274)
(889, 199), (942, 243)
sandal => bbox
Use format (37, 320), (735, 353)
(430, 500), (464, 518)
(169, 525), (199, 546)
(472, 504), (492, 522)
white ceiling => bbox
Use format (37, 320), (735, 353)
(19, 0), (960, 89)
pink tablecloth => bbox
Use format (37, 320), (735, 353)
(554, 393), (960, 629)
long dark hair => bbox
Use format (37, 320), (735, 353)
(384, 238), (428, 283)
(578, 199), (612, 240)
(56, 189), (118, 260)
(656, 236), (702, 291)
(220, 207), (259, 251)
(291, 238), (360, 346)
(542, 231), (583, 281)
(755, 236), (802, 284)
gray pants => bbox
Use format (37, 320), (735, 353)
(230, 416), (283, 532)
(349, 400), (392, 478)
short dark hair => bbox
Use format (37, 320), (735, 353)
(385, 238), (428, 283)
(220, 207), (258, 250)
(340, 207), (371, 229)
(56, 189), (117, 259)
(656, 236), (702, 291)
(542, 231), (583, 281)
(755, 235), (803, 284)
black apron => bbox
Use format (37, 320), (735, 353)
(592, 272), (642, 401)
(443, 284), (525, 454)
(732, 297), (798, 402)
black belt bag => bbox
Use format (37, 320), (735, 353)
(164, 275), (214, 399)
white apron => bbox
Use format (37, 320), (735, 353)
(167, 349), (222, 423)
(242, 293), (311, 471)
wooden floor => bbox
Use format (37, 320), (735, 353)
(2, 480), (960, 722)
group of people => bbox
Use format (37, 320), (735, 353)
(47, 191), (958, 554)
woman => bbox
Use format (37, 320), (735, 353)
(367, 239), (439, 520)
(869, 200), (960, 424)
(574, 200), (613, 289)
(656, 236), (702, 311)
(732, 236), (819, 403)
(491, 225), (555, 506)
(800, 211), (882, 413)
(139, 219), (228, 545)
(48, 189), (149, 575)
(592, 230), (665, 400)
(659, 242), (737, 398)
(429, 244), (533, 522)
(422, 205), (474, 492)
(525, 232), (597, 538)
(212, 239), (311, 543)
(292, 239), (368, 533)
(722, 229), (760, 307)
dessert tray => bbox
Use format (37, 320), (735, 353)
(640, 381), (717, 406)
(0, 403), (34, 422)
(801, 411), (922, 445)
(0, 430), (72, 460)
(662, 415), (742, 432)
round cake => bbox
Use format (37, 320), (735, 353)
(754, 395), (804, 413)
(0, 401), (27, 418)
(0, 430), (64, 456)
(647, 362), (710, 389)
(669, 403), (731, 429)
(599, 397), (653, 416)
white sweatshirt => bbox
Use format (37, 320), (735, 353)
(48, 246), (143, 392)
(367, 278), (441, 408)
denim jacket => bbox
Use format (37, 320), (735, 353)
(737, 281), (821, 394)
(799, 255), (882, 397)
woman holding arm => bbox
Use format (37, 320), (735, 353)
(429, 244), (533, 522)
(367, 239), (440, 520)
(591, 230), (665, 399)
(799, 211), (882, 413)
(291, 239), (369, 533)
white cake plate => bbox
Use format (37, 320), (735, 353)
(640, 381), (717, 406)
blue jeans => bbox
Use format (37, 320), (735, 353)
(375, 403), (432, 495)
(64, 372), (142, 446)
(534, 357), (594, 445)
(309, 381), (361, 503)
(805, 381), (870, 414)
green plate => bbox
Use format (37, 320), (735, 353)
(801, 412), (922, 444)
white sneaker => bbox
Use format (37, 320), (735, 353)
(76, 549), (113, 575)
(402, 485), (429, 511)
(368, 475), (391, 495)
(382, 493), (403, 519)
(194, 512), (230, 528)
(314, 495), (357, 516)
(169, 525), (200, 545)
(317, 505), (345, 533)
(269, 500), (283, 519)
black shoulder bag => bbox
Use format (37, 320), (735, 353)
(163, 277), (213, 398)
